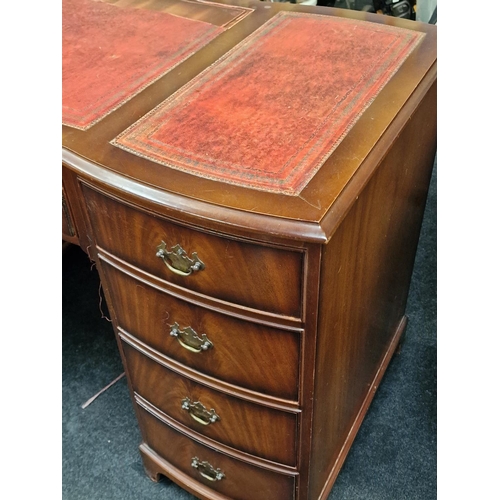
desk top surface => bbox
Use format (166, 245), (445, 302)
(62, 0), (436, 241)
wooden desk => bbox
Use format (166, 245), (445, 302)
(62, 1), (437, 498)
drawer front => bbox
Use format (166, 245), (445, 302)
(122, 341), (297, 466)
(83, 184), (303, 318)
(103, 261), (300, 401)
(136, 404), (296, 500)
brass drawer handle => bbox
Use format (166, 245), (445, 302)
(170, 323), (213, 353)
(191, 457), (225, 482)
(156, 241), (205, 276)
(181, 397), (220, 426)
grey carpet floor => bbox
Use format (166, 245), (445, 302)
(62, 160), (436, 500)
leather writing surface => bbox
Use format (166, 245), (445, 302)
(62, 0), (231, 130)
(113, 12), (424, 195)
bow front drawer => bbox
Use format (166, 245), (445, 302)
(82, 185), (303, 318)
(122, 341), (298, 466)
(136, 404), (296, 500)
(101, 261), (301, 401)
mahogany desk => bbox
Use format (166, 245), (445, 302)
(62, 1), (437, 498)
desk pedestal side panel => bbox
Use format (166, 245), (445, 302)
(309, 81), (437, 500)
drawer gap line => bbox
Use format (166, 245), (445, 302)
(119, 328), (301, 412)
(135, 393), (299, 476)
(98, 250), (304, 330)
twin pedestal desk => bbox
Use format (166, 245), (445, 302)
(62, 0), (436, 498)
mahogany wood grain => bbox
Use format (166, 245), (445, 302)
(121, 341), (298, 466)
(135, 404), (296, 500)
(82, 184), (304, 317)
(135, 393), (297, 475)
(99, 248), (303, 330)
(100, 259), (301, 401)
